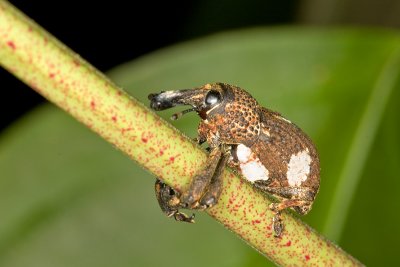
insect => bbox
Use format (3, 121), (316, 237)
(148, 83), (320, 237)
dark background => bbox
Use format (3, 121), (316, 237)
(2, 0), (400, 132)
(1, 1), (298, 132)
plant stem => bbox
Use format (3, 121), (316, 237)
(0, 1), (362, 266)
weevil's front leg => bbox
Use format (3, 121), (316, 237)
(154, 147), (223, 222)
(155, 179), (195, 223)
(198, 147), (230, 208)
(180, 147), (222, 208)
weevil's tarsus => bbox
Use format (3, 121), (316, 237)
(155, 179), (195, 223)
(173, 211), (195, 223)
(272, 212), (284, 237)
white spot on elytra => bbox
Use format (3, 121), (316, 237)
(236, 144), (269, 182)
(236, 144), (252, 162)
(287, 149), (311, 186)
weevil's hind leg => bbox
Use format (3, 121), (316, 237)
(180, 147), (222, 208)
(154, 179), (195, 223)
(254, 182), (315, 237)
(254, 182), (315, 213)
(268, 199), (312, 237)
(198, 149), (230, 208)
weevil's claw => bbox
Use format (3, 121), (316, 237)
(193, 137), (206, 145)
(173, 211), (195, 223)
(269, 202), (284, 237)
(155, 179), (197, 223)
(269, 202), (279, 212)
(180, 194), (197, 209)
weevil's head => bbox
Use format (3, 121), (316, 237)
(148, 83), (261, 145)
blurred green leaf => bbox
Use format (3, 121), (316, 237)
(0, 28), (399, 266)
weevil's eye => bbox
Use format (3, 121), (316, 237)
(205, 90), (221, 107)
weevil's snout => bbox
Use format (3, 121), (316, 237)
(148, 89), (208, 111)
(148, 92), (174, 111)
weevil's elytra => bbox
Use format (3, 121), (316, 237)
(148, 82), (320, 237)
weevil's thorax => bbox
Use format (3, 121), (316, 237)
(197, 83), (261, 147)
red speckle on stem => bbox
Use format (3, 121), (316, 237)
(90, 101), (96, 110)
(121, 128), (133, 134)
(49, 73), (55, 78)
(305, 255), (310, 261)
(141, 137), (148, 143)
(73, 59), (80, 67)
(7, 41), (16, 50)
(251, 219), (261, 225)
(112, 116), (117, 122)
(169, 156), (175, 162)
(285, 241), (291, 247)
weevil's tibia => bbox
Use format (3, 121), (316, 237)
(197, 146), (230, 208)
(180, 146), (223, 209)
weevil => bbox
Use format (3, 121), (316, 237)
(148, 83), (320, 237)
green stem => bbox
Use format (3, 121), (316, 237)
(0, 1), (362, 266)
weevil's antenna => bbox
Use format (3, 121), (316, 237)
(170, 108), (196, 120)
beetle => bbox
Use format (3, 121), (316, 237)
(148, 82), (320, 237)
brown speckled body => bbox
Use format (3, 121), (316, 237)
(149, 82), (320, 236)
(197, 86), (260, 147)
(255, 107), (320, 197)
